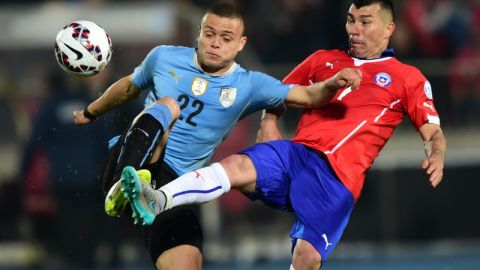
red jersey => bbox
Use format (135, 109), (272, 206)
(283, 49), (441, 201)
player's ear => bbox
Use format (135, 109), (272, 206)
(237, 36), (247, 52)
(385, 22), (395, 39)
(197, 26), (201, 40)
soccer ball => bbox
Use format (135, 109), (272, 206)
(55, 20), (112, 77)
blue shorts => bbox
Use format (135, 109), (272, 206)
(241, 140), (354, 263)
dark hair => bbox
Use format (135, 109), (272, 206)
(207, 2), (244, 20)
(206, 2), (246, 35)
(352, 0), (395, 22)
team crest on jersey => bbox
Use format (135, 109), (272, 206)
(219, 87), (237, 107)
(424, 81), (433, 99)
(374, 72), (392, 87)
(191, 77), (208, 96)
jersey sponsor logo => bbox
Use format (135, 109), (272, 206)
(191, 77), (208, 96)
(322, 233), (333, 250)
(374, 72), (392, 87)
(424, 81), (433, 99)
(219, 87), (237, 108)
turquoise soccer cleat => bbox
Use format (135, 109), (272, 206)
(104, 169), (152, 217)
(121, 166), (162, 225)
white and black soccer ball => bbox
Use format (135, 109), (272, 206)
(55, 20), (112, 77)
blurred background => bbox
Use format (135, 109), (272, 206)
(1, 0), (480, 269)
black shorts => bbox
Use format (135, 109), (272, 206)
(101, 136), (203, 264)
(143, 161), (203, 263)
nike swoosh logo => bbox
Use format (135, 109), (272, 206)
(64, 43), (83, 60)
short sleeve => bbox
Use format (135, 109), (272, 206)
(131, 46), (162, 90)
(403, 69), (441, 130)
(243, 72), (292, 116)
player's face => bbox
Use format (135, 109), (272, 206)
(197, 13), (247, 75)
(346, 3), (395, 59)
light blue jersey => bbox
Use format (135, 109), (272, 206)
(131, 45), (291, 175)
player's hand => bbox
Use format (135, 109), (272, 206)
(421, 154), (444, 188)
(73, 109), (93, 125)
(329, 68), (362, 90)
(256, 119), (283, 143)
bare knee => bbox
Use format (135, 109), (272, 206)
(155, 245), (202, 270)
(155, 96), (180, 120)
(219, 154), (257, 192)
(292, 239), (322, 270)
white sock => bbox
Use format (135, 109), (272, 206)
(159, 163), (231, 210)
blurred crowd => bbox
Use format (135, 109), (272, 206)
(1, 0), (480, 268)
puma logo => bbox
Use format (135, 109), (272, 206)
(423, 101), (435, 112)
(64, 43), (83, 60)
(322, 234), (333, 250)
(326, 61), (338, 69)
(194, 171), (205, 181)
(151, 179), (157, 189)
(168, 70), (181, 84)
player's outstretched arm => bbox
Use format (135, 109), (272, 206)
(284, 68), (362, 109)
(73, 74), (141, 125)
(419, 124), (446, 188)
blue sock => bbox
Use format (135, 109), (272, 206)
(144, 103), (173, 131)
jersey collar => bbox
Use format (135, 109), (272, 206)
(341, 46), (395, 58)
(193, 49), (237, 77)
(342, 47), (395, 66)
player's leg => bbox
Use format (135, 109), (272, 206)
(145, 162), (203, 270)
(117, 96), (179, 170)
(121, 154), (252, 223)
(122, 140), (297, 269)
(292, 239), (322, 269)
(288, 145), (355, 269)
(102, 96), (179, 192)
(226, 140), (353, 268)
(139, 154), (256, 269)
(158, 153), (259, 204)
(149, 206), (203, 270)
(121, 150), (260, 224)
(156, 245), (202, 270)
(104, 96), (179, 216)
(220, 153), (258, 192)
(121, 161), (232, 224)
